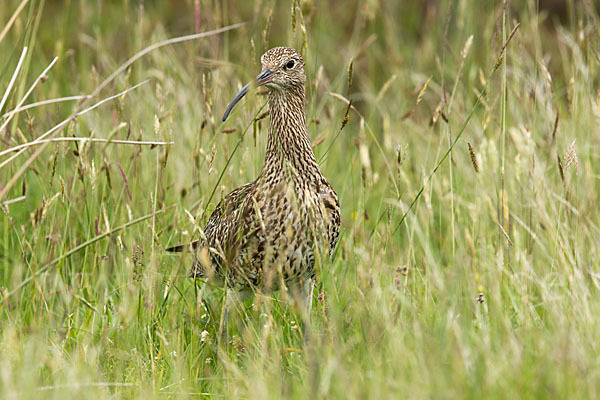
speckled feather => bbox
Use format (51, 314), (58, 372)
(177, 47), (340, 292)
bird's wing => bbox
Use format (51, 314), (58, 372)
(166, 181), (255, 257)
(318, 181), (340, 254)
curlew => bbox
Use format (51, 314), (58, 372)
(168, 47), (340, 336)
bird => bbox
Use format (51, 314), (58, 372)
(168, 47), (340, 337)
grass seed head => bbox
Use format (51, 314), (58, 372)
(564, 140), (578, 175)
(348, 58), (354, 90)
(468, 142), (479, 172)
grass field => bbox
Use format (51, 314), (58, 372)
(1, 0), (600, 398)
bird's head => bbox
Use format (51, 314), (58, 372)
(258, 47), (306, 90)
(222, 47), (305, 121)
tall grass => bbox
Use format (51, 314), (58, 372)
(1, 0), (600, 398)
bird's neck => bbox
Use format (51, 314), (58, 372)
(262, 86), (321, 181)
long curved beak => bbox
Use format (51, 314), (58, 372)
(222, 68), (274, 122)
(222, 82), (250, 122)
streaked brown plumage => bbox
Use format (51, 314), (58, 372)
(169, 47), (340, 304)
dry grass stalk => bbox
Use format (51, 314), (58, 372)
(0, 0), (29, 45)
(1, 195), (26, 206)
(496, 220), (513, 246)
(0, 81), (149, 163)
(0, 47), (28, 114)
(0, 57), (59, 133)
(3, 137), (174, 154)
(1, 96), (85, 119)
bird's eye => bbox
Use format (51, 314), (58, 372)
(285, 60), (295, 69)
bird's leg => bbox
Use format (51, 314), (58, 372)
(301, 278), (314, 341)
(219, 289), (235, 344)
(219, 289), (252, 344)
(304, 278), (314, 316)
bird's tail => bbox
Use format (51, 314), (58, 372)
(166, 244), (186, 252)
(166, 240), (201, 253)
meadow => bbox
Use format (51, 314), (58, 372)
(1, 0), (600, 398)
